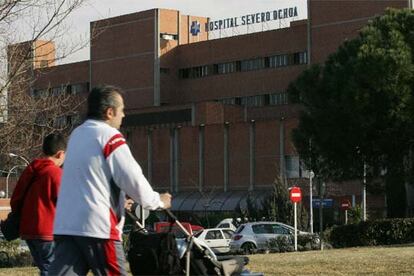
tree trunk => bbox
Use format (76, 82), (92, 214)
(385, 162), (407, 218)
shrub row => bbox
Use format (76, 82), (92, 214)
(0, 240), (33, 268)
(329, 218), (414, 248)
(266, 234), (321, 253)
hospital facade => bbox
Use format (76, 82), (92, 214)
(7, 0), (410, 219)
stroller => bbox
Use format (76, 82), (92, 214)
(126, 207), (262, 276)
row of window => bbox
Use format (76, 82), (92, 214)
(31, 82), (89, 98)
(54, 114), (81, 128)
(179, 51), (307, 79)
(220, 92), (288, 107)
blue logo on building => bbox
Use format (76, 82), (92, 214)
(190, 21), (200, 36)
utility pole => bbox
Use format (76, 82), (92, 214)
(309, 138), (314, 234)
(310, 170), (314, 234)
(363, 162), (367, 221)
(307, 0), (312, 67)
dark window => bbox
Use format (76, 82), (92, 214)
(293, 53), (300, 65)
(213, 64), (219, 74)
(179, 68), (190, 79)
(205, 230), (222, 240)
(272, 225), (290, 235)
(160, 68), (170, 74)
(264, 57), (270, 68)
(235, 97), (242, 105)
(123, 109), (192, 127)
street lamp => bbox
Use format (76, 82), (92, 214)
(6, 165), (26, 198)
(309, 170), (314, 234)
(8, 153), (30, 165)
(362, 162), (367, 221)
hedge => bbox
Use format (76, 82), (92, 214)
(329, 218), (414, 248)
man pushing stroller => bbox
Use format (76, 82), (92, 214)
(49, 85), (172, 275)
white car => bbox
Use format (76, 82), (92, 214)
(229, 221), (316, 254)
(194, 228), (234, 254)
(215, 218), (237, 231)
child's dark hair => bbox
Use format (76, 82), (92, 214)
(42, 133), (66, 156)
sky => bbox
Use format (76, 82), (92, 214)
(59, 0), (307, 64)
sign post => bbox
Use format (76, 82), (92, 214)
(289, 186), (302, 251)
(341, 199), (351, 225)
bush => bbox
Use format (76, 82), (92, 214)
(0, 240), (33, 268)
(267, 234), (320, 253)
(329, 218), (414, 248)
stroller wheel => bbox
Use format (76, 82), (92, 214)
(241, 243), (256, 255)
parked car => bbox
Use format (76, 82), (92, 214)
(154, 222), (204, 238)
(229, 221), (317, 254)
(215, 218), (237, 231)
(195, 228), (234, 254)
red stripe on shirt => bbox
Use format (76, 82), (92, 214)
(109, 208), (120, 240)
(103, 239), (121, 276)
(103, 134), (126, 159)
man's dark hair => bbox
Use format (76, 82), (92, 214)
(87, 85), (124, 120)
(43, 133), (66, 156)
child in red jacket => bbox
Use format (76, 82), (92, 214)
(10, 133), (66, 276)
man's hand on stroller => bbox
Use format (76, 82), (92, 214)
(160, 192), (172, 209)
(124, 198), (134, 211)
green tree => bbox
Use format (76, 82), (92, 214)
(289, 8), (414, 218)
(261, 174), (308, 230)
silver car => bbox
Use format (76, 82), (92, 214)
(229, 221), (313, 254)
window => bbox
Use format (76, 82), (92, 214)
(300, 51), (307, 64)
(222, 98), (236, 105)
(272, 225), (290, 235)
(241, 58), (264, 72)
(70, 83), (87, 95)
(205, 230), (223, 240)
(223, 230), (234, 239)
(235, 225), (245, 234)
(32, 89), (49, 98)
(201, 65), (209, 77)
(179, 68), (190, 79)
(269, 54), (288, 68)
(218, 62), (235, 74)
(241, 95), (265, 107)
(160, 68), (170, 74)
(270, 93), (288, 105)
(51, 87), (62, 96)
(252, 224), (268, 234)
(285, 155), (300, 178)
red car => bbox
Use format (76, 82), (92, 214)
(154, 222), (203, 238)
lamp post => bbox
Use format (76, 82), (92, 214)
(8, 153), (30, 165)
(309, 170), (314, 234)
(6, 165), (26, 198)
(362, 162), (367, 221)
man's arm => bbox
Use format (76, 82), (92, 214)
(104, 134), (171, 210)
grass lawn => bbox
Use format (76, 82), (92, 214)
(0, 245), (413, 275)
(247, 244), (414, 275)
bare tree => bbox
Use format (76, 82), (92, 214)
(0, 0), (92, 165)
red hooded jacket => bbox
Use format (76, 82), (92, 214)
(10, 158), (62, 241)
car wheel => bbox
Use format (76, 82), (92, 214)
(241, 242), (256, 255)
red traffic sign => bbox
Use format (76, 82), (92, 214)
(290, 186), (302, 203)
(341, 199), (351, 210)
